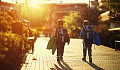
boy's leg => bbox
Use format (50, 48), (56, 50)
(60, 43), (65, 60)
(88, 44), (92, 63)
(57, 42), (61, 61)
(88, 45), (92, 58)
(82, 42), (87, 61)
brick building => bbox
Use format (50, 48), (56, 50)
(44, 3), (88, 37)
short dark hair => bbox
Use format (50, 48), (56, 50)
(57, 19), (63, 26)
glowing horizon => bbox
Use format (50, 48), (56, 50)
(2, 0), (94, 4)
(1, 0), (95, 8)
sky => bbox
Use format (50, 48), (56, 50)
(2, 0), (95, 4)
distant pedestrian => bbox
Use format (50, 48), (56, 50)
(55, 19), (70, 62)
(80, 20), (97, 63)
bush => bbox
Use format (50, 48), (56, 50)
(0, 31), (29, 70)
(109, 35), (120, 50)
(98, 29), (120, 50)
(98, 29), (111, 46)
(0, 12), (13, 32)
(0, 12), (32, 70)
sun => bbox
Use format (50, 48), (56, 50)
(29, 0), (40, 8)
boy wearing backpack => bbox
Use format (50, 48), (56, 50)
(55, 19), (70, 62)
(80, 20), (97, 63)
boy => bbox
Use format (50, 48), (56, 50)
(80, 20), (96, 63)
(55, 19), (70, 62)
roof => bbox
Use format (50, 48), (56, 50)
(1, 1), (16, 6)
(108, 28), (120, 31)
(100, 11), (110, 21)
(54, 3), (87, 5)
(91, 1), (99, 6)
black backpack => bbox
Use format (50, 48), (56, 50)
(82, 25), (95, 40)
(58, 28), (70, 42)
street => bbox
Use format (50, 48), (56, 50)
(21, 37), (120, 70)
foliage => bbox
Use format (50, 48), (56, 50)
(0, 12), (31, 70)
(81, 7), (101, 25)
(21, 4), (51, 28)
(0, 12), (14, 32)
(0, 31), (25, 70)
(63, 7), (101, 37)
(103, 0), (120, 20)
(109, 35), (120, 49)
(7, 11), (17, 20)
(98, 29), (111, 46)
(63, 12), (83, 34)
(23, 25), (30, 37)
(98, 29), (120, 50)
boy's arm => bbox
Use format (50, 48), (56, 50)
(66, 29), (70, 45)
(67, 34), (70, 45)
(55, 27), (59, 40)
(80, 28), (83, 38)
(93, 31), (97, 38)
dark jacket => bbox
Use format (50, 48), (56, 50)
(55, 27), (70, 43)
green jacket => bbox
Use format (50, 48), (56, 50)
(47, 36), (57, 55)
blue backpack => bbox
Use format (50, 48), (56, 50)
(94, 33), (101, 46)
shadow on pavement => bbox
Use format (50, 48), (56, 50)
(51, 60), (73, 70)
(61, 60), (73, 70)
(86, 61), (104, 70)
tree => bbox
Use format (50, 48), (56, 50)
(63, 12), (83, 34)
(0, 12), (14, 32)
(21, 3), (51, 27)
(63, 7), (101, 37)
(103, 0), (120, 20)
(82, 7), (101, 25)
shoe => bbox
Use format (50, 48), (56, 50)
(89, 57), (92, 63)
(82, 58), (86, 62)
(60, 57), (63, 61)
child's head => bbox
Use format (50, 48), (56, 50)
(57, 19), (63, 27)
(83, 20), (89, 26)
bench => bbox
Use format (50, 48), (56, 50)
(115, 40), (120, 51)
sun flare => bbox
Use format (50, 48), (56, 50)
(29, 0), (40, 8)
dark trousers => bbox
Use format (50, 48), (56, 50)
(83, 40), (92, 58)
(56, 42), (65, 57)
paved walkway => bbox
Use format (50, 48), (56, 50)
(21, 37), (120, 70)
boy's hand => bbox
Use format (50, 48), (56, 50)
(67, 42), (69, 45)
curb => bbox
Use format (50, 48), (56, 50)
(21, 53), (28, 63)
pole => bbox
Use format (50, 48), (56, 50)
(0, 0), (1, 12)
(88, 0), (90, 25)
(19, 4), (21, 20)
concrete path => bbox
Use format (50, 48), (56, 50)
(21, 37), (120, 70)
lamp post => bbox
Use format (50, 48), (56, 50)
(16, 1), (23, 21)
(0, 0), (1, 12)
(88, 0), (90, 25)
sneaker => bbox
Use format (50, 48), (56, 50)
(82, 58), (86, 62)
(60, 57), (63, 61)
(89, 57), (92, 63)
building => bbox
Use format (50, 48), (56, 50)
(1, 1), (18, 12)
(98, 0), (120, 31)
(90, 0), (119, 32)
(44, 3), (88, 37)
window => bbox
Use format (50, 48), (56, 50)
(74, 6), (78, 8)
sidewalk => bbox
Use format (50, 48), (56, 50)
(21, 37), (120, 70)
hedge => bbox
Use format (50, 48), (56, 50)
(98, 29), (120, 50)
(0, 31), (30, 70)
